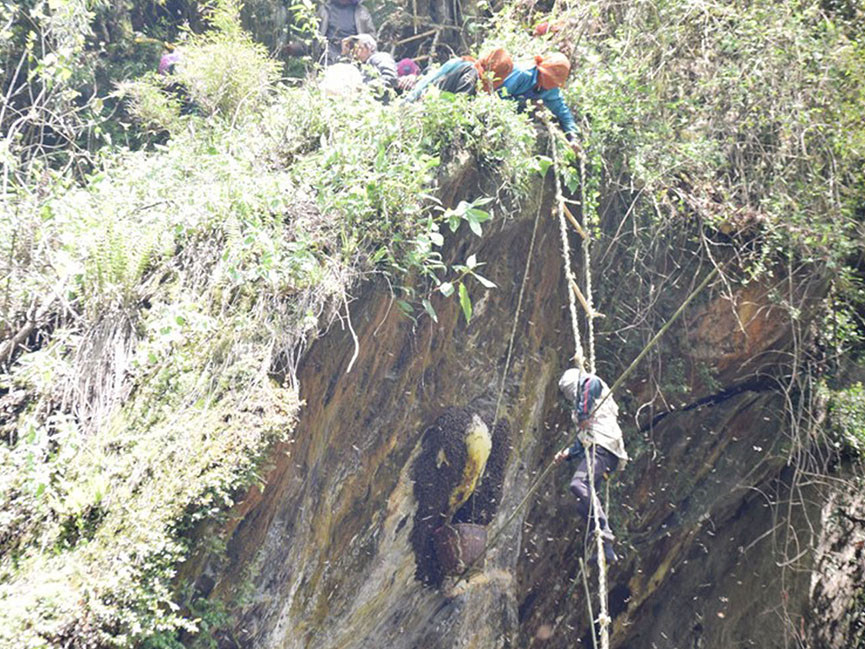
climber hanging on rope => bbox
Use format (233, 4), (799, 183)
(554, 368), (628, 565)
(404, 49), (513, 102)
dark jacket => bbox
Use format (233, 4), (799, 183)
(362, 51), (398, 101)
(363, 52), (398, 88)
(317, 2), (375, 64)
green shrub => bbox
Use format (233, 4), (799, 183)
(0, 7), (543, 644)
(823, 382), (865, 456)
(116, 74), (184, 134)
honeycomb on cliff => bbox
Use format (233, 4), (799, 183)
(410, 407), (512, 585)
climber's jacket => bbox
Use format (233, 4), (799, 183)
(558, 370), (629, 464)
(497, 65), (578, 137)
(362, 51), (399, 91)
(405, 59), (477, 101)
(405, 49), (513, 102)
(317, 0), (376, 64)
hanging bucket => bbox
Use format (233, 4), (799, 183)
(432, 523), (487, 575)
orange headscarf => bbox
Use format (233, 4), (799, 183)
(532, 21), (563, 37)
(535, 53), (570, 90)
(463, 48), (513, 92)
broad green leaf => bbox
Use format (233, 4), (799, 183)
(534, 155), (553, 177)
(422, 298), (438, 323)
(459, 282), (472, 323)
(396, 299), (414, 314)
(466, 208), (491, 222)
(473, 273), (496, 289)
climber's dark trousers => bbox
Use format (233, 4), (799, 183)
(569, 445), (619, 540)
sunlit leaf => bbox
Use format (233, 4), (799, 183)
(473, 273), (496, 289)
(422, 298), (438, 322)
(439, 281), (454, 297)
(459, 282), (472, 323)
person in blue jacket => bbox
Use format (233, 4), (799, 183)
(405, 49), (513, 102)
(498, 53), (580, 148)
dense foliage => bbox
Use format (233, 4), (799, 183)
(0, 2), (539, 645)
(1, 0), (864, 647)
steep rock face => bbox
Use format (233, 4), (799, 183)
(808, 476), (865, 649)
(201, 175), (839, 648)
(209, 176), (559, 648)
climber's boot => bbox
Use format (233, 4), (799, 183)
(587, 539), (618, 566)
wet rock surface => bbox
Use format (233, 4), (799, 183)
(808, 476), (865, 649)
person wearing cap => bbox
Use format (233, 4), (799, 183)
(554, 368), (628, 565)
(318, 0), (376, 64)
(342, 34), (398, 99)
(498, 53), (580, 147)
(404, 48), (513, 102)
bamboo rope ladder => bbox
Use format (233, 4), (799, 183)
(457, 125), (720, 648)
(549, 123), (611, 649)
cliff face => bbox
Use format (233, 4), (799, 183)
(197, 170), (843, 649)
(808, 477), (865, 649)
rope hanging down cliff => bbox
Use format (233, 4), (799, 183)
(457, 255), (719, 573)
(457, 128), (721, 648)
(550, 123), (611, 649)
(551, 125), (587, 370)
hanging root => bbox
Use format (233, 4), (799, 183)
(343, 290), (359, 374)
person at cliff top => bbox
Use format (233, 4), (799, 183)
(396, 57), (421, 92)
(404, 48), (513, 102)
(497, 53), (579, 148)
(554, 368), (628, 565)
(158, 49), (181, 75)
(342, 34), (398, 99)
(315, 0), (376, 65)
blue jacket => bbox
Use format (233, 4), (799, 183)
(405, 58), (465, 102)
(498, 66), (578, 135)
